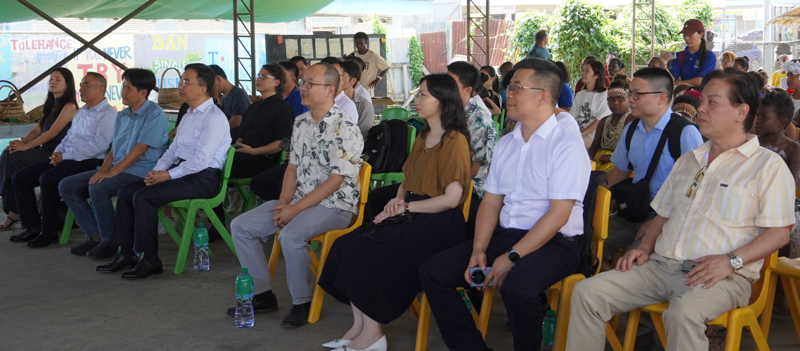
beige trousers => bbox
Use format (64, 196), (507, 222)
(566, 254), (751, 351)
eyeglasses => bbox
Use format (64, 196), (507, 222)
(685, 165), (708, 198)
(297, 78), (331, 89)
(179, 79), (201, 87)
(628, 91), (662, 100)
(506, 85), (545, 94)
(256, 74), (277, 80)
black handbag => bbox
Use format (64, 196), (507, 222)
(610, 116), (676, 222)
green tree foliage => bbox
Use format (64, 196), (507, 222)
(371, 14), (386, 34)
(549, 0), (618, 85)
(408, 35), (424, 89)
(673, 0), (714, 28)
(507, 10), (550, 61)
(610, 0), (679, 68)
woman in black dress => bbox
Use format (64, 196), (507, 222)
(3, 68), (76, 233)
(318, 74), (472, 351)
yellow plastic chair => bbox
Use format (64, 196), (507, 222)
(369, 125), (416, 191)
(156, 146), (237, 274)
(266, 163), (372, 323)
(412, 186), (611, 351)
(615, 251), (778, 351)
(380, 107), (409, 121)
(754, 256), (800, 343)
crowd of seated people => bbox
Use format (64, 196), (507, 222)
(5, 19), (800, 351)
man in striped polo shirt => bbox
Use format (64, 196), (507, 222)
(567, 69), (796, 351)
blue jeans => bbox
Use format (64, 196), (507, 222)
(59, 170), (142, 242)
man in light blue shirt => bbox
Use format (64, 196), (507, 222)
(601, 67), (703, 348)
(12, 72), (116, 248)
(60, 68), (169, 259)
(526, 30), (552, 60)
(99, 64), (231, 279)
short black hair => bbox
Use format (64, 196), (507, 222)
(499, 61), (513, 72)
(512, 58), (563, 106)
(553, 61), (570, 84)
(535, 30), (548, 42)
(121, 68), (156, 96)
(321, 56), (342, 65)
(85, 72), (107, 91)
(761, 88), (795, 129)
(703, 68), (762, 133)
(733, 57), (750, 71)
(583, 55), (598, 63)
(609, 57), (625, 70)
(185, 65), (216, 97)
(346, 55), (365, 70)
(342, 60), (362, 83)
(354, 32), (369, 42)
(278, 60), (299, 80)
(501, 69), (514, 90)
(447, 61), (481, 94)
(261, 62), (286, 96)
(632, 66), (674, 101)
(208, 64), (227, 80)
(290, 56), (308, 66)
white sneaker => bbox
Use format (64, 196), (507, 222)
(226, 190), (243, 214)
(157, 221), (168, 235)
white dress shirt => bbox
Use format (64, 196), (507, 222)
(54, 98), (116, 161)
(335, 91), (359, 125)
(484, 114), (591, 236)
(355, 85), (371, 101)
(555, 111), (583, 140)
(154, 97), (232, 179)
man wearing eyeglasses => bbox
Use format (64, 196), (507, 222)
(595, 67), (703, 349)
(99, 65), (232, 279)
(420, 58), (591, 351)
(321, 57), (359, 125)
(568, 67), (795, 351)
(227, 62), (364, 328)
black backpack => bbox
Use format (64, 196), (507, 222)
(362, 119), (410, 173)
(575, 170), (607, 278)
(624, 113), (698, 169)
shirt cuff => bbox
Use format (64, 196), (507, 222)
(167, 167), (184, 179)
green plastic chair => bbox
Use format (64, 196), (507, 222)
(157, 146), (237, 274)
(369, 125), (415, 191)
(167, 119), (177, 131)
(60, 209), (76, 244)
(380, 107), (409, 121)
(227, 150), (286, 216)
(493, 121), (501, 138)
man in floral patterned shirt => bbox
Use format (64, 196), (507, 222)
(447, 61), (497, 239)
(227, 63), (364, 328)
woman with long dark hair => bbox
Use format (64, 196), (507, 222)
(480, 66), (502, 109)
(318, 73), (472, 351)
(1, 67), (75, 231)
(661, 19), (717, 85)
(573, 60), (611, 148)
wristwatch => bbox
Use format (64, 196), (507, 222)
(507, 250), (520, 263)
(728, 252), (743, 271)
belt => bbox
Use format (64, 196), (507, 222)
(561, 232), (575, 242)
(169, 158), (218, 172)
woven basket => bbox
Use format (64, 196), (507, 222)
(157, 67), (181, 105)
(0, 80), (25, 122)
(24, 104), (43, 122)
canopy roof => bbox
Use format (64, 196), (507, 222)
(1, 0), (335, 24)
(769, 5), (800, 26)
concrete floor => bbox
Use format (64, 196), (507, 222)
(1, 221), (799, 351)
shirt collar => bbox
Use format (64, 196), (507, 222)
(638, 108), (674, 133)
(511, 114), (558, 143)
(321, 104), (341, 125)
(122, 99), (153, 117)
(692, 135), (760, 163)
(188, 97), (215, 115)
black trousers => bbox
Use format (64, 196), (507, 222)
(465, 192), (482, 240)
(12, 158), (101, 234)
(109, 169), (220, 255)
(419, 227), (581, 351)
(0, 148), (51, 214)
(211, 153), (277, 227)
(250, 162), (288, 202)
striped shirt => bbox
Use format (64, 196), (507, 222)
(651, 136), (796, 281)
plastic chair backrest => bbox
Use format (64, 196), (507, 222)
(493, 121), (501, 138)
(407, 125), (416, 155)
(460, 181), (474, 222)
(167, 119), (177, 131)
(381, 107), (409, 121)
(748, 251), (779, 315)
(209, 147), (236, 206)
(591, 160), (597, 171)
(592, 186), (612, 275)
(280, 150), (287, 164)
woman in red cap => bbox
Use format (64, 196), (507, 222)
(659, 19), (717, 86)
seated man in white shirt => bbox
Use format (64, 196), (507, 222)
(341, 59), (375, 138)
(320, 56), (359, 125)
(420, 58), (591, 351)
(225, 62), (364, 329)
(99, 65), (232, 279)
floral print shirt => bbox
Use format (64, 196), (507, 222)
(465, 95), (497, 198)
(289, 104), (364, 214)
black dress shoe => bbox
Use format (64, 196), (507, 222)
(121, 257), (163, 279)
(27, 232), (58, 248)
(86, 242), (118, 260)
(227, 290), (279, 316)
(96, 253), (138, 273)
(281, 302), (311, 328)
(70, 239), (100, 256)
(9, 228), (41, 243)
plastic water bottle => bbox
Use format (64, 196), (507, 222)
(193, 223), (210, 271)
(457, 288), (473, 313)
(541, 310), (557, 351)
(235, 268), (255, 328)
